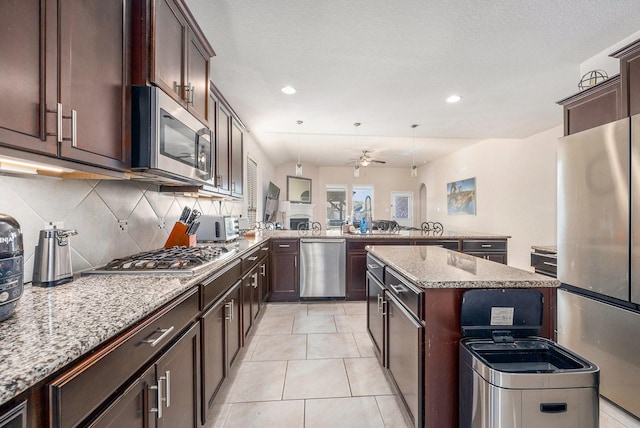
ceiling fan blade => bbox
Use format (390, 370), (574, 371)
(370, 159), (386, 164)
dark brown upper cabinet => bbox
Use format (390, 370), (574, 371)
(133, 0), (215, 126)
(231, 118), (244, 198)
(0, 0), (130, 172)
(611, 38), (640, 118)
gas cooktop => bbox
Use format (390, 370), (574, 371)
(84, 245), (237, 276)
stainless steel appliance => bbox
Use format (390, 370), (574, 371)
(459, 289), (599, 428)
(299, 239), (345, 298)
(83, 245), (236, 276)
(0, 214), (23, 321)
(131, 85), (213, 185)
(32, 228), (77, 287)
(196, 215), (239, 242)
(558, 117), (640, 417)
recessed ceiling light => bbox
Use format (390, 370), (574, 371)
(281, 86), (296, 95)
(446, 95), (462, 103)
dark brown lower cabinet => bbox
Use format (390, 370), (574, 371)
(366, 271), (385, 364)
(242, 268), (259, 338)
(201, 281), (241, 425)
(89, 322), (200, 428)
(269, 239), (299, 301)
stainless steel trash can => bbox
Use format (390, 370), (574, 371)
(459, 289), (599, 428)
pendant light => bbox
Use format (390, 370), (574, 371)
(295, 120), (303, 176)
(353, 122), (361, 178)
(410, 124), (418, 177)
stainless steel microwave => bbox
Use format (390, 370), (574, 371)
(197, 215), (239, 242)
(131, 86), (212, 185)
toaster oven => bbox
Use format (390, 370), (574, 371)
(196, 216), (239, 242)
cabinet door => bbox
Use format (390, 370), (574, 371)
(347, 251), (367, 300)
(0, 0), (58, 156)
(386, 294), (424, 428)
(258, 259), (269, 313)
(231, 119), (244, 197)
(269, 252), (299, 301)
(152, 0), (185, 103)
(201, 299), (226, 417)
(186, 33), (209, 124)
(89, 366), (154, 428)
(58, 0), (129, 170)
(366, 272), (385, 365)
(227, 282), (242, 367)
(216, 104), (231, 194)
(242, 271), (257, 339)
(155, 322), (200, 428)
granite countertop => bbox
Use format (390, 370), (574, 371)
(0, 235), (269, 407)
(260, 229), (511, 240)
(368, 245), (560, 289)
(531, 245), (557, 254)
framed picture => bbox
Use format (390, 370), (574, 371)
(447, 177), (476, 215)
(287, 176), (312, 203)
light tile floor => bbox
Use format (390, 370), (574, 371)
(207, 301), (640, 428)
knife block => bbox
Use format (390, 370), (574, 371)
(164, 222), (196, 248)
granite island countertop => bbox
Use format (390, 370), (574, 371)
(368, 245), (560, 289)
(260, 229), (511, 240)
(0, 235), (270, 407)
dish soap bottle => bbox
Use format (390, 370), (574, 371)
(360, 217), (368, 234)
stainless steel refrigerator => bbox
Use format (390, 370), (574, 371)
(557, 116), (640, 418)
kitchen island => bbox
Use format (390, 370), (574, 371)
(366, 245), (560, 428)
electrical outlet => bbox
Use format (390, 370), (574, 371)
(157, 217), (165, 230)
(45, 221), (64, 229)
(118, 219), (128, 233)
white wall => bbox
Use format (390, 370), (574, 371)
(420, 125), (561, 270)
(244, 131), (276, 221)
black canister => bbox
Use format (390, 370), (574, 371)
(0, 214), (24, 321)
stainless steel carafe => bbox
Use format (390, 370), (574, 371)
(32, 229), (78, 287)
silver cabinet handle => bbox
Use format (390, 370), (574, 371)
(261, 247), (269, 252)
(69, 109), (77, 147)
(141, 326), (175, 347)
(225, 301), (232, 321)
(260, 264), (266, 276)
(279, 244), (290, 248)
(377, 294), (382, 311)
(367, 264), (381, 270)
(543, 261), (557, 267)
(247, 256), (258, 261)
(388, 284), (405, 294)
(163, 371), (171, 408)
(230, 299), (234, 320)
(481, 244), (492, 248)
(253, 272), (259, 288)
(294, 256), (297, 268)
(47, 102), (63, 143)
(381, 299), (387, 316)
(150, 378), (163, 419)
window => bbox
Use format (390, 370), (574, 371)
(326, 185), (347, 229)
(352, 185), (373, 226)
(247, 157), (257, 224)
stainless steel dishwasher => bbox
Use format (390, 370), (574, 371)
(300, 239), (346, 298)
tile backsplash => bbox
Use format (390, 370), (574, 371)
(0, 174), (241, 282)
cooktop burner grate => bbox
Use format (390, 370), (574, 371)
(85, 245), (235, 276)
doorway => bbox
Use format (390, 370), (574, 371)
(391, 191), (413, 227)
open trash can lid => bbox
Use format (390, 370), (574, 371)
(460, 289), (543, 339)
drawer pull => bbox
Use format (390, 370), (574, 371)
(377, 294), (382, 311)
(388, 283), (406, 294)
(542, 261), (557, 267)
(141, 326), (175, 347)
(367, 264), (381, 270)
(481, 244), (492, 248)
(163, 371), (171, 408)
(247, 256), (258, 261)
(381, 299), (387, 316)
(278, 244), (290, 248)
(253, 273), (259, 288)
(225, 301), (232, 321)
(261, 264), (266, 276)
(261, 247), (269, 251)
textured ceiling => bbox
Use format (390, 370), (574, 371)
(185, 0), (640, 167)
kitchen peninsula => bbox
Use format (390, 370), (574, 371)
(366, 245), (559, 428)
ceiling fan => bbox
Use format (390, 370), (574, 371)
(348, 150), (386, 167)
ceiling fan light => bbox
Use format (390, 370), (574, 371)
(411, 164), (418, 177)
(361, 159), (370, 167)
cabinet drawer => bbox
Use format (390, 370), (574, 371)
(385, 268), (423, 321)
(462, 240), (506, 252)
(241, 246), (261, 274)
(531, 252), (557, 277)
(48, 287), (199, 428)
(271, 239), (299, 253)
(348, 239), (410, 251)
(366, 253), (385, 284)
(201, 259), (242, 310)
